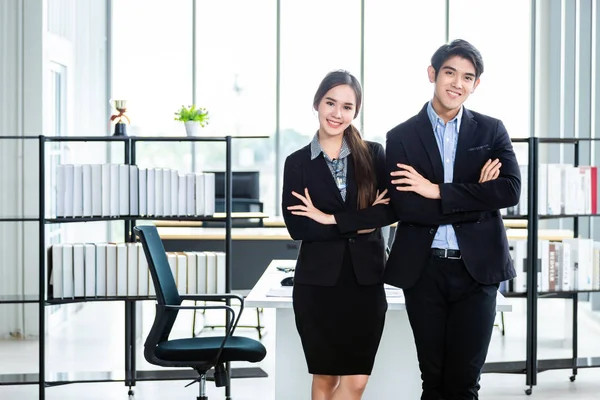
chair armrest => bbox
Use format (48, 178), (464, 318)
(180, 293), (244, 305)
(180, 294), (245, 335)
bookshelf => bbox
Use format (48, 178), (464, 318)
(483, 137), (600, 395)
(0, 134), (268, 400)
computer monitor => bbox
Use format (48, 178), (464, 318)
(209, 171), (260, 200)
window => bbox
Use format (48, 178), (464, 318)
(363, 0), (446, 144)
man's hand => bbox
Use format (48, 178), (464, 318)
(479, 158), (501, 183)
(357, 190), (390, 234)
(390, 164), (441, 199)
(287, 188), (336, 225)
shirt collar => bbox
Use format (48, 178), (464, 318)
(426, 100), (463, 132)
(310, 132), (351, 161)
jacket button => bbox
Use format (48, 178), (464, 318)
(429, 229), (435, 235)
(349, 238), (355, 243)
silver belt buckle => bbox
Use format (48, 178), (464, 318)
(447, 249), (462, 260)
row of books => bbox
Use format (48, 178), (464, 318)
(55, 164), (216, 218)
(49, 242), (225, 299)
(504, 238), (600, 293)
(502, 164), (597, 216)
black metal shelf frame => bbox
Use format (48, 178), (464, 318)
(483, 137), (600, 394)
(0, 135), (244, 398)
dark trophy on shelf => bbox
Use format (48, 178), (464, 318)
(110, 99), (130, 136)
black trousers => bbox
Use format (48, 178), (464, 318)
(404, 255), (498, 400)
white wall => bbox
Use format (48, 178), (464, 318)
(0, 0), (108, 338)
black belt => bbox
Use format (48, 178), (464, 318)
(431, 248), (462, 259)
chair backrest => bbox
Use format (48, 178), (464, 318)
(134, 225), (181, 345)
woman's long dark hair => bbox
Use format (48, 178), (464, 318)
(313, 70), (376, 209)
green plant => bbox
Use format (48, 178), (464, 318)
(174, 105), (209, 126)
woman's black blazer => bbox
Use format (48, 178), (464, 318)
(282, 141), (397, 286)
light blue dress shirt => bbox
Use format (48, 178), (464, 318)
(427, 101), (463, 250)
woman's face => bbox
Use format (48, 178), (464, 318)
(316, 84), (357, 139)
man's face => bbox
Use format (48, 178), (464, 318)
(428, 55), (480, 120)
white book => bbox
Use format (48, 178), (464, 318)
(109, 164), (120, 217)
(195, 173), (205, 216)
(116, 243), (128, 296)
(564, 166), (580, 215)
(178, 175), (187, 216)
(119, 164), (130, 216)
(561, 241), (572, 291)
(579, 166), (593, 214)
(73, 244), (85, 297)
(63, 164), (74, 217)
(196, 252), (207, 294)
(101, 164), (111, 217)
(546, 164), (563, 215)
(155, 168), (164, 216)
(83, 243), (96, 297)
(106, 243), (117, 296)
(138, 168), (147, 216)
(90, 164), (102, 217)
(539, 240), (550, 292)
(205, 252), (217, 294)
(51, 244), (64, 298)
(215, 252), (226, 293)
(513, 240), (528, 292)
(184, 252), (197, 294)
(127, 243), (138, 296)
(62, 244), (74, 298)
(167, 253), (177, 285)
(95, 243), (108, 297)
(203, 173), (216, 216)
(163, 169), (171, 216)
(82, 164), (92, 217)
(171, 170), (179, 216)
(72, 165), (84, 217)
(129, 165), (139, 216)
(176, 253), (187, 294)
(138, 243), (149, 296)
(56, 165), (65, 217)
(518, 165), (528, 215)
(186, 174), (195, 215)
(538, 164), (548, 215)
(146, 168), (156, 216)
(563, 238), (594, 290)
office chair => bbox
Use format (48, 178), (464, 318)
(133, 225), (267, 400)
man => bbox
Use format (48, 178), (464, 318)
(384, 39), (521, 399)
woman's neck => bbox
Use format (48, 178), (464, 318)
(318, 132), (343, 160)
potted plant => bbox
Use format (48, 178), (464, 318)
(174, 105), (209, 136)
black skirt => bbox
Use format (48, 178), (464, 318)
(292, 246), (387, 375)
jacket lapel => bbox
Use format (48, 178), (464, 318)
(453, 108), (478, 180)
(415, 104), (444, 184)
(311, 154), (345, 206)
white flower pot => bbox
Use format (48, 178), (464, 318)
(184, 121), (201, 137)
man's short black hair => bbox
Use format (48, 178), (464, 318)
(431, 39), (484, 79)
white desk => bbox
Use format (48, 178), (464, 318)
(246, 259), (513, 400)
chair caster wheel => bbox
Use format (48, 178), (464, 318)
(570, 375), (576, 382)
(525, 388), (532, 395)
(128, 389), (134, 398)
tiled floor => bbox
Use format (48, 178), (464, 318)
(1, 296), (600, 399)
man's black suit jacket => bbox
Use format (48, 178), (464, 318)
(282, 141), (397, 286)
(384, 103), (521, 289)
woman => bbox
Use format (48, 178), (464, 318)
(281, 70), (396, 400)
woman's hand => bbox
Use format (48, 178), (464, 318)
(287, 188), (336, 225)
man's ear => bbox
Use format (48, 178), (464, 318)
(472, 77), (481, 93)
(427, 65), (436, 83)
